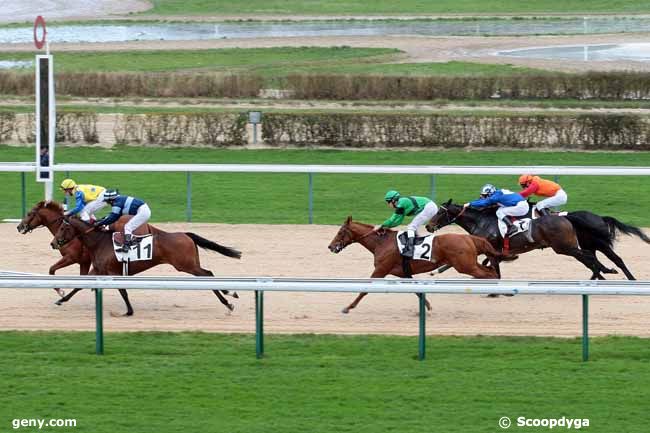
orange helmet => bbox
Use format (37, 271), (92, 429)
(519, 174), (534, 186)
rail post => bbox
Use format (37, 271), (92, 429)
(21, 172), (26, 217)
(95, 288), (104, 355)
(430, 175), (436, 202)
(186, 172), (192, 222)
(582, 294), (589, 361)
(308, 173), (314, 224)
(255, 290), (264, 358)
(418, 293), (426, 360)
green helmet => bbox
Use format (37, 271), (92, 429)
(384, 190), (400, 203)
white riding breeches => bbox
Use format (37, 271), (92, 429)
(79, 190), (106, 222)
(495, 200), (529, 237)
(496, 200), (529, 220)
(536, 189), (567, 210)
(407, 201), (439, 233)
(124, 204), (151, 235)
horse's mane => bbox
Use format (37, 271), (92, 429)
(36, 200), (65, 213)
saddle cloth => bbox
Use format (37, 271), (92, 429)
(396, 231), (435, 261)
(112, 233), (154, 262)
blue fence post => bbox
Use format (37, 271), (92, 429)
(186, 172), (192, 222)
(308, 173), (314, 224)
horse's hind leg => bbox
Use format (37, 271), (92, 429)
(118, 289), (134, 316)
(55, 288), (82, 305)
(198, 269), (234, 312)
(599, 245), (636, 280)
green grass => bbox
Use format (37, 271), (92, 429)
(1, 146), (649, 226)
(0, 50), (543, 77)
(1, 331), (649, 433)
(147, 0), (650, 15)
(0, 47), (401, 74)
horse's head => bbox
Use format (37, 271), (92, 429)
(17, 201), (63, 234)
(426, 199), (460, 232)
(328, 216), (359, 254)
(51, 217), (82, 250)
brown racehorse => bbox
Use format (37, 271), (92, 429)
(51, 216), (242, 316)
(328, 217), (501, 314)
(17, 201), (150, 299)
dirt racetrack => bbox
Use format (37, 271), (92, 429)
(1, 222), (650, 337)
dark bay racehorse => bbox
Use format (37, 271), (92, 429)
(51, 217), (241, 316)
(17, 201), (151, 299)
(328, 217), (501, 313)
(425, 200), (617, 279)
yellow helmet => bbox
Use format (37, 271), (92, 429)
(60, 179), (77, 190)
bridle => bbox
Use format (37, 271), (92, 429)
(54, 219), (96, 248)
(429, 204), (466, 232)
(21, 212), (63, 233)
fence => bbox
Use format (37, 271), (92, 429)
(2, 274), (650, 361)
(3, 162), (650, 222)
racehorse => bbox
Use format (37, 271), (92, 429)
(16, 201), (150, 299)
(51, 216), (241, 316)
(425, 200), (612, 279)
(328, 216), (501, 313)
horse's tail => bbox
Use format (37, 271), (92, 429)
(470, 235), (502, 259)
(185, 232), (242, 259)
(603, 216), (650, 244)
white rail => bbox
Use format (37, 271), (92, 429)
(0, 275), (641, 360)
(1, 275), (650, 295)
(2, 162), (650, 175)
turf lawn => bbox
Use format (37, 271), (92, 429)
(0, 332), (649, 433)
(0, 50), (538, 77)
(1, 146), (649, 226)
(147, 0), (650, 15)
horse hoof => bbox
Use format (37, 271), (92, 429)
(342, 308), (350, 314)
(55, 300), (63, 306)
(487, 294), (500, 298)
(232, 292), (239, 299)
(227, 304), (235, 312)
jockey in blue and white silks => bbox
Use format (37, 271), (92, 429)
(94, 190), (151, 250)
(464, 184), (528, 238)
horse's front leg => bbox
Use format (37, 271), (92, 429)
(49, 255), (78, 298)
(342, 268), (387, 314)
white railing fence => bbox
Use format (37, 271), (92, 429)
(2, 274), (650, 361)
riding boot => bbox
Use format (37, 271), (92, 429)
(502, 218), (517, 237)
(403, 232), (415, 258)
(121, 233), (133, 252)
(537, 207), (551, 217)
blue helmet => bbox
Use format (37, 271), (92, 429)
(480, 184), (496, 198)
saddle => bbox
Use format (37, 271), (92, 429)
(396, 232), (435, 261)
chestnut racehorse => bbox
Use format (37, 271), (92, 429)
(17, 201), (150, 300)
(328, 217), (501, 313)
(51, 217), (242, 316)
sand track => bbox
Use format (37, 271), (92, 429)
(2, 222), (650, 337)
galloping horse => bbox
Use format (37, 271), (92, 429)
(17, 201), (150, 299)
(328, 217), (501, 313)
(51, 217), (241, 316)
(425, 200), (609, 279)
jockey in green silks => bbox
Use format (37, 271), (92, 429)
(373, 190), (439, 258)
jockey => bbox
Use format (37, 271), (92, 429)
(60, 178), (106, 222)
(464, 184), (528, 238)
(93, 190), (151, 251)
(518, 174), (567, 216)
(373, 190), (438, 258)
